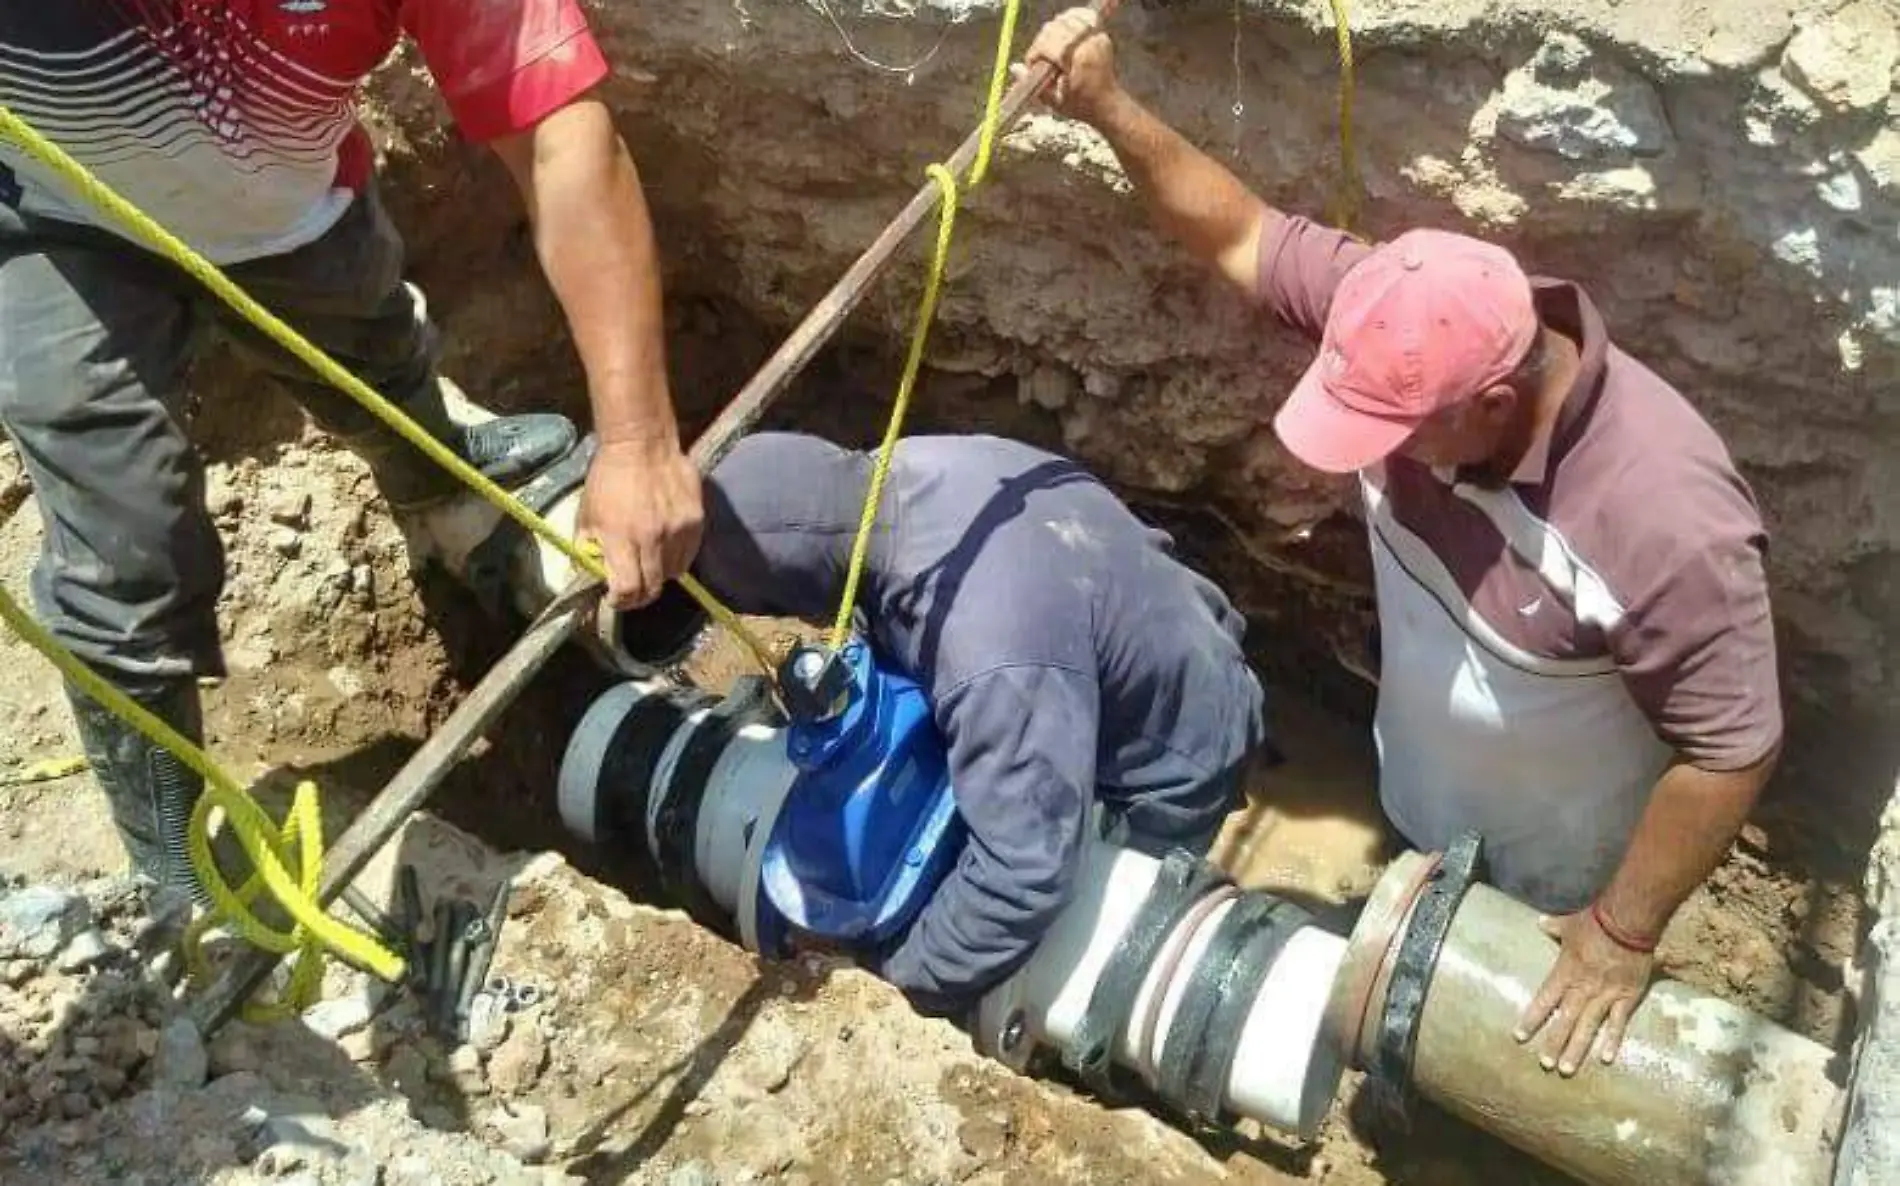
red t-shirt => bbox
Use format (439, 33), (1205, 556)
(0, 1), (609, 263)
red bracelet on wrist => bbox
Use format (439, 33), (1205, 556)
(1591, 900), (1659, 954)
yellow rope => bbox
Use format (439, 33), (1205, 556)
(967, 0), (1024, 188)
(0, 106), (774, 676)
(1325, 0), (1361, 232)
(0, 585), (399, 1018)
(0, 100), (773, 1013)
(828, 0), (1019, 650)
(1, 756), (89, 788)
(828, 165), (961, 649)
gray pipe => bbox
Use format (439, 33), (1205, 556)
(1347, 853), (1843, 1186)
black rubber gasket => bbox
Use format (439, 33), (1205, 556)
(1367, 829), (1485, 1131)
(1156, 892), (1313, 1124)
(1060, 849), (1227, 1092)
(597, 690), (711, 847)
(650, 675), (779, 938)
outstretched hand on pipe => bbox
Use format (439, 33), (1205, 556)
(1513, 908), (1655, 1076)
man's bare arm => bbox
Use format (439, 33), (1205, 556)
(1599, 755), (1775, 940)
(492, 96), (702, 609)
(1023, 8), (1276, 294)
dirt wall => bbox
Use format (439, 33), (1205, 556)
(361, 0), (1898, 846)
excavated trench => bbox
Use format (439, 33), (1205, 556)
(366, 0), (1899, 852)
(32, 2), (1877, 1181)
(365, 0), (1895, 952)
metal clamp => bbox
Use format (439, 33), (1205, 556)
(1155, 892), (1313, 1126)
(1060, 849), (1228, 1092)
(1365, 830), (1484, 1131)
(652, 674), (780, 937)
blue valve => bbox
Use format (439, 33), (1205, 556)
(755, 639), (965, 954)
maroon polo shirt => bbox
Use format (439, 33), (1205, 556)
(1252, 215), (1781, 910)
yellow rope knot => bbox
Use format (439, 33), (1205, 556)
(0, 586), (401, 1019)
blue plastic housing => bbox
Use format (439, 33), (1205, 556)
(756, 639), (965, 951)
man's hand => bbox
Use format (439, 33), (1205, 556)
(1021, 8), (1122, 124)
(578, 437), (704, 609)
(1513, 907), (1655, 1076)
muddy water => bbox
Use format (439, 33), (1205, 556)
(1213, 690), (1391, 905)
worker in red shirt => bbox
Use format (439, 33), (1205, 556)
(1021, 10), (1782, 1077)
(0, 4), (699, 900)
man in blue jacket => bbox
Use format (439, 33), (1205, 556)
(694, 431), (1271, 1014)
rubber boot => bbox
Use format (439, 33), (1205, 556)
(66, 677), (238, 908)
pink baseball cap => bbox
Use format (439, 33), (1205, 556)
(1272, 229), (1539, 474)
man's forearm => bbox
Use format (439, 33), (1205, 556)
(510, 101), (678, 449)
(1089, 88), (1275, 289)
(1595, 756), (1776, 941)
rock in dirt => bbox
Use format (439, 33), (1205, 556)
(488, 1023), (548, 1096)
(448, 1044), (488, 1094)
(336, 1028), (378, 1064)
(666, 1162), (721, 1186)
(340, 1147), (385, 1186)
(1782, 2), (1898, 114)
(304, 992), (376, 1040)
(257, 1103), (354, 1172)
(957, 1115), (1011, 1164)
(1495, 33), (1671, 163)
(0, 886), (91, 959)
(151, 1017), (209, 1090)
(54, 927), (114, 972)
(209, 1022), (269, 1077)
(384, 1043), (431, 1098)
(487, 1101), (550, 1164)
(466, 994), (510, 1053)
(268, 489), (313, 528)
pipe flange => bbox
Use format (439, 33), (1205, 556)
(1321, 850), (1440, 1073)
(1060, 849), (1228, 1092)
(1156, 892), (1314, 1128)
(556, 680), (689, 844)
(1364, 831), (1485, 1132)
(736, 740), (799, 957)
(651, 675), (780, 938)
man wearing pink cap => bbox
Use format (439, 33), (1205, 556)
(1024, 11), (1783, 1078)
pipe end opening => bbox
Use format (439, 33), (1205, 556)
(600, 581), (711, 675)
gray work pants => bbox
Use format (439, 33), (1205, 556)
(0, 182), (458, 688)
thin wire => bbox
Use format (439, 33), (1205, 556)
(813, 0), (953, 81)
(1231, 0), (1246, 158)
